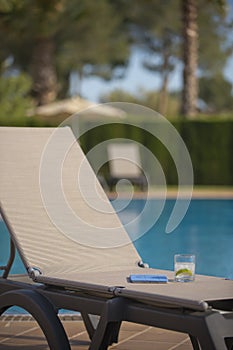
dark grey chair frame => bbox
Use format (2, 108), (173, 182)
(107, 174), (148, 192)
(1, 236), (233, 350)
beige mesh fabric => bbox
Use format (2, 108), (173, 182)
(0, 127), (140, 276)
(107, 143), (142, 178)
(36, 268), (233, 311)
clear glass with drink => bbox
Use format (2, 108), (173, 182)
(174, 254), (195, 282)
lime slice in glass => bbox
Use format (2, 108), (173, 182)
(175, 268), (193, 276)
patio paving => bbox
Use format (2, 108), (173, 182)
(0, 316), (193, 349)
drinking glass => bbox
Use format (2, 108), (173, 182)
(174, 254), (195, 282)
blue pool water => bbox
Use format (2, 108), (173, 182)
(112, 199), (233, 280)
(0, 199), (233, 280)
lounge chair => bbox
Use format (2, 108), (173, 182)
(0, 126), (233, 350)
(107, 142), (147, 191)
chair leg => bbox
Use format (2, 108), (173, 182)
(189, 334), (201, 350)
(89, 320), (121, 350)
(225, 338), (233, 350)
(109, 321), (122, 344)
(88, 298), (125, 350)
(81, 312), (99, 340)
(82, 312), (121, 345)
(196, 332), (228, 350)
(194, 312), (233, 350)
(0, 289), (71, 350)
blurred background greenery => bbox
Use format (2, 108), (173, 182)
(0, 0), (232, 186)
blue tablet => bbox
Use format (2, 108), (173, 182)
(129, 274), (168, 283)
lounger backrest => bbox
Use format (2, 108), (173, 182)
(0, 127), (140, 277)
(107, 143), (142, 178)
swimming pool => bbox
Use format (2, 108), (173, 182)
(112, 198), (233, 280)
(0, 199), (233, 279)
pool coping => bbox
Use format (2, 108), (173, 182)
(0, 313), (82, 322)
(107, 187), (233, 199)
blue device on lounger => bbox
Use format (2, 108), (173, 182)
(129, 274), (168, 283)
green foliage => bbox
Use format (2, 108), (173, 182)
(128, 0), (181, 62)
(0, 0), (232, 111)
(0, 0), (130, 102)
(0, 73), (33, 121)
(119, 0), (232, 116)
(100, 88), (180, 116)
(1, 109), (232, 185)
(80, 119), (233, 186)
(198, 1), (232, 74)
(180, 120), (233, 185)
(199, 74), (233, 112)
(100, 89), (140, 104)
(57, 0), (129, 68)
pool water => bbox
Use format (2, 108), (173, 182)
(112, 199), (233, 279)
(0, 219), (26, 274)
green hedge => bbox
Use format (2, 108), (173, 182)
(80, 120), (233, 186)
(1, 116), (232, 185)
(179, 120), (233, 185)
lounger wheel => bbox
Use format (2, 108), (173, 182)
(0, 289), (71, 350)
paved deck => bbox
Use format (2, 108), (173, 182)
(0, 315), (193, 349)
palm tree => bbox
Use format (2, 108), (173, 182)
(181, 0), (198, 118)
(181, 0), (228, 118)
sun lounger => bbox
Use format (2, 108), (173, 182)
(0, 126), (233, 350)
(107, 142), (147, 191)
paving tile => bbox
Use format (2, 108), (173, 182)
(111, 340), (173, 350)
(0, 320), (195, 349)
(0, 321), (47, 349)
(109, 323), (193, 350)
(135, 327), (189, 343)
(62, 320), (86, 338)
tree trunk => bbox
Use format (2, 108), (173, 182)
(181, 0), (198, 118)
(158, 49), (170, 116)
(30, 37), (57, 106)
(158, 74), (168, 116)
